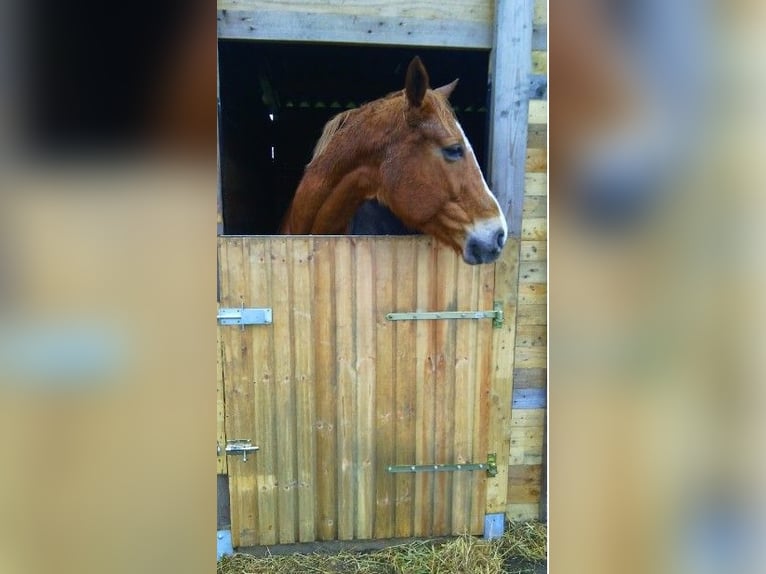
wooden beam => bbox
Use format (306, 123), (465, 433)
(218, 9), (492, 48)
(488, 0), (534, 237)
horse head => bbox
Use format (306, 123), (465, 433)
(282, 56), (508, 265)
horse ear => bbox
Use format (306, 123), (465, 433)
(435, 78), (459, 100)
(405, 56), (429, 108)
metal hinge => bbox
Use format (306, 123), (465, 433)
(386, 302), (503, 328)
(217, 307), (272, 326)
(223, 439), (259, 462)
(387, 453), (497, 476)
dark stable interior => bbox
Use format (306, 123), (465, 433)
(218, 41), (491, 235)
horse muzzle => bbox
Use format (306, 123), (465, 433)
(463, 222), (507, 265)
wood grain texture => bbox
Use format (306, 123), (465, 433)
(312, 239), (338, 541)
(334, 239), (356, 540)
(217, 327), (227, 475)
(220, 238), (258, 547)
(219, 236), (514, 542)
(374, 241), (395, 539)
(292, 238), (316, 542)
(413, 239), (436, 537)
(248, 239), (278, 546)
(218, 0), (492, 21)
(489, 0), (534, 235)
(354, 240), (376, 539)
(525, 173), (547, 196)
(272, 238), (298, 544)
(485, 240), (520, 514)
(393, 239), (417, 538)
(217, 7), (492, 48)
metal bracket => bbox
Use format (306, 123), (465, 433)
(386, 302), (504, 328)
(217, 307), (272, 326)
(388, 453), (497, 476)
(224, 439), (259, 462)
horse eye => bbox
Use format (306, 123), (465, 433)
(442, 144), (464, 162)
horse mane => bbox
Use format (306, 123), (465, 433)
(309, 109), (355, 164)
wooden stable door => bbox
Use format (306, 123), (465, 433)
(217, 235), (517, 547)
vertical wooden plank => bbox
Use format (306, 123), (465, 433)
(220, 238), (258, 547)
(292, 238), (316, 542)
(355, 238), (376, 539)
(485, 240), (521, 516)
(216, 326), (227, 475)
(432, 245), (458, 535)
(271, 238), (297, 543)
(393, 237), (418, 538)
(313, 238), (338, 541)
(413, 238), (436, 537)
(373, 239), (395, 539)
(489, 0), (534, 234)
(450, 262), (479, 534)
(472, 257), (497, 533)
(249, 238), (278, 546)
(335, 238), (356, 540)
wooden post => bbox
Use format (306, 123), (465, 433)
(489, 0), (534, 237)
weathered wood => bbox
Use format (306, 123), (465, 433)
(292, 238), (316, 542)
(519, 261), (546, 284)
(313, 239), (338, 541)
(393, 239), (417, 538)
(516, 304), (546, 325)
(520, 241), (546, 261)
(217, 9), (492, 48)
(512, 369), (546, 391)
(218, 0), (492, 20)
(217, 327), (227, 475)
(272, 239), (298, 544)
(515, 325), (547, 348)
(248, 239), (278, 546)
(507, 464), (543, 503)
(510, 408), (545, 429)
(528, 100), (547, 125)
(432, 246), (458, 535)
(414, 239), (436, 537)
(523, 196), (546, 218)
(506, 503), (541, 521)
(525, 173), (547, 196)
(489, 0), (534, 235)
(514, 347), (547, 369)
(355, 240), (376, 539)
(374, 241), (395, 539)
(526, 148), (547, 173)
(521, 217), (547, 241)
(486, 240), (520, 514)
(218, 236), (525, 543)
(221, 239), (258, 547)
(451, 262), (478, 534)
(471, 260), (495, 534)
(334, 240), (356, 540)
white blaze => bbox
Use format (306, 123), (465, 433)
(455, 119), (508, 241)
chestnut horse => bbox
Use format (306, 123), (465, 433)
(280, 57), (507, 265)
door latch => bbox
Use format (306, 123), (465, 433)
(224, 439), (259, 462)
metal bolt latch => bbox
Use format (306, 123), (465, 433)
(224, 439), (259, 462)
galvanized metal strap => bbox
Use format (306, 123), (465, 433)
(217, 307), (272, 326)
(388, 454), (497, 476)
(386, 302), (503, 328)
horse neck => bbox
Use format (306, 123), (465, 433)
(286, 102), (402, 234)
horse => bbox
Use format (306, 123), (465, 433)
(280, 56), (507, 265)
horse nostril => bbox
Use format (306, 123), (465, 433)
(495, 229), (505, 250)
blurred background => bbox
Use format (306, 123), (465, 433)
(550, 0), (766, 573)
(1, 0), (765, 572)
